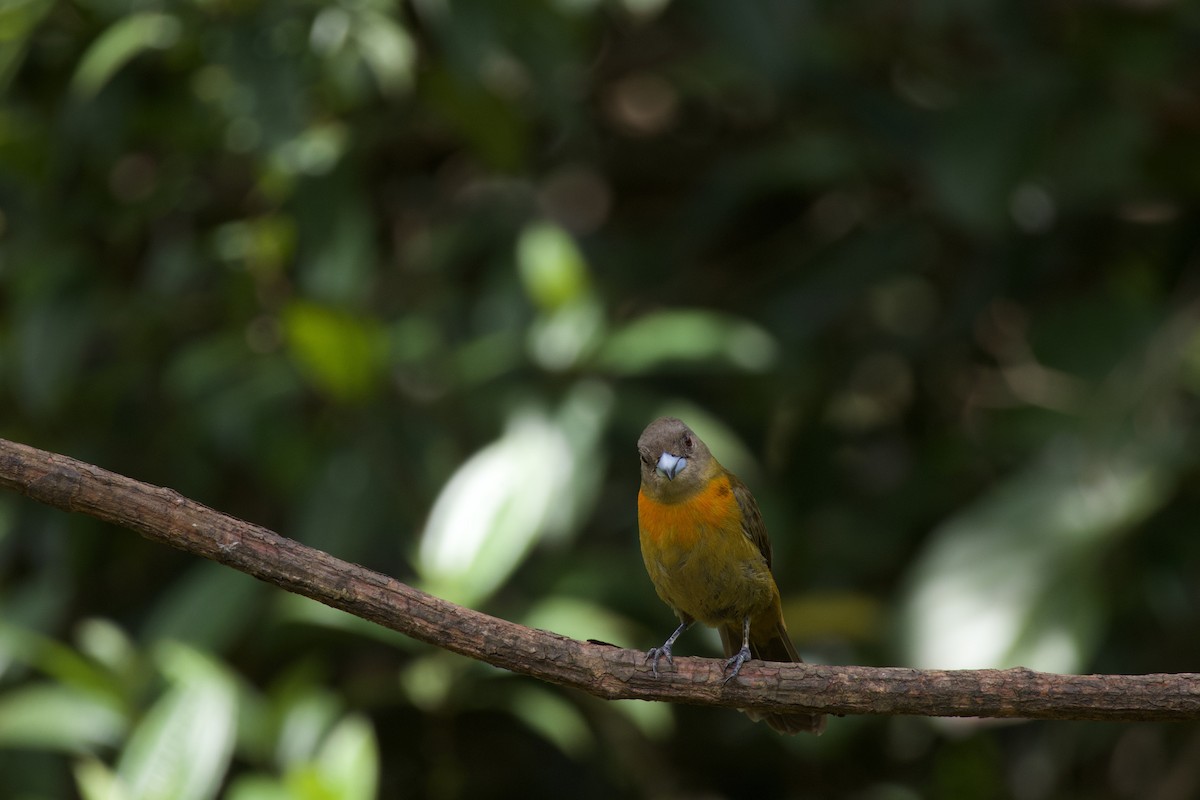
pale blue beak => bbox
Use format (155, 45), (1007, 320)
(656, 452), (688, 480)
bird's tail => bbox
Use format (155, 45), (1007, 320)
(720, 619), (827, 736)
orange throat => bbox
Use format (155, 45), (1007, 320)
(638, 472), (739, 548)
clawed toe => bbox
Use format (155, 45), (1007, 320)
(722, 645), (752, 685)
(645, 645), (674, 677)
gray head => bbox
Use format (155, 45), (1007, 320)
(637, 417), (717, 499)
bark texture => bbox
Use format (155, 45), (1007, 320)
(2, 437), (1197, 722)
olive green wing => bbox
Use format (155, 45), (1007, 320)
(727, 470), (773, 569)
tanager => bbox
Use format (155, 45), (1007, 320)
(637, 416), (826, 735)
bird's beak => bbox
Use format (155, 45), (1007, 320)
(655, 452), (688, 481)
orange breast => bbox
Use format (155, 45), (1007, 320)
(638, 471), (778, 626)
(638, 472), (741, 547)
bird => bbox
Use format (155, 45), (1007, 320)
(636, 416), (825, 735)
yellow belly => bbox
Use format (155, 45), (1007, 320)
(638, 477), (777, 627)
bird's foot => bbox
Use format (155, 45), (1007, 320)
(645, 643), (674, 678)
(722, 644), (752, 685)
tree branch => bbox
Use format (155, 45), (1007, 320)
(1, 437), (1197, 723)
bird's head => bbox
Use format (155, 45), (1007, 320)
(637, 416), (717, 500)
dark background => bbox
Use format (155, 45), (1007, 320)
(3, 1), (1200, 798)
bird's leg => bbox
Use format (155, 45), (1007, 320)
(646, 620), (691, 677)
(722, 616), (753, 685)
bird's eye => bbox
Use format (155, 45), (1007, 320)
(640, 451), (652, 465)
(683, 435), (693, 450)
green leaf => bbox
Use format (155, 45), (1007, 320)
(606, 699), (674, 740)
(271, 124), (350, 178)
(901, 437), (1178, 673)
(517, 223), (604, 369)
(353, 11), (415, 97)
(522, 596), (634, 648)
(114, 643), (237, 800)
(310, 715), (378, 800)
(0, 620), (125, 702)
(0, 0), (53, 43)
(70, 12), (181, 97)
(139, 564), (266, 652)
(516, 223), (590, 310)
(282, 302), (386, 403)
(398, 653), (460, 712)
(275, 689), (341, 768)
(597, 310), (778, 374)
(0, 0), (55, 92)
(74, 756), (128, 800)
(0, 684), (126, 752)
(525, 299), (605, 371)
(224, 774), (293, 800)
(74, 618), (138, 677)
(212, 215), (296, 277)
(509, 687), (592, 758)
(416, 409), (576, 606)
(416, 384), (612, 606)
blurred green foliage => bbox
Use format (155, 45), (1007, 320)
(3, 0), (1200, 798)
